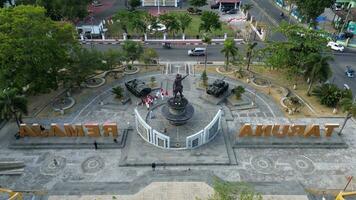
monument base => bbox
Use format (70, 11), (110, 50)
(161, 97), (194, 126)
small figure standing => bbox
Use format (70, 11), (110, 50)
(53, 158), (58, 166)
(151, 162), (156, 171)
(94, 140), (98, 150)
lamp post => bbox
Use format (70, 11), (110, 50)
(157, 0), (160, 15)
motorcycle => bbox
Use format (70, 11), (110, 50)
(162, 42), (172, 49)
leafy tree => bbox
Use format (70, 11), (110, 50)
(113, 10), (134, 34)
(177, 13), (192, 36)
(221, 38), (239, 71)
(199, 11), (221, 33)
(102, 49), (123, 71)
(312, 83), (352, 108)
(338, 96), (356, 135)
(122, 40), (144, 64)
(63, 48), (104, 89)
(262, 22), (328, 81)
(112, 86), (124, 99)
(159, 13), (180, 37)
(0, 88), (28, 128)
(0, 5), (78, 94)
(16, 0), (91, 21)
(245, 42), (258, 71)
(304, 53), (333, 96)
(189, 0), (207, 10)
(129, 0), (141, 10)
(295, 0), (334, 26)
(200, 70), (208, 86)
(141, 48), (159, 65)
(233, 86), (245, 100)
(241, 3), (253, 13)
(131, 11), (149, 35)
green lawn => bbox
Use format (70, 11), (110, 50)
(106, 11), (236, 39)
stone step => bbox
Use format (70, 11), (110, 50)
(0, 161), (25, 171)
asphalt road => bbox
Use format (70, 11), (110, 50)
(88, 42), (355, 94)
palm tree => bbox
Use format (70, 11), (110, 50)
(0, 88), (28, 128)
(304, 53), (333, 96)
(177, 13), (192, 39)
(202, 33), (212, 72)
(245, 42), (258, 71)
(241, 3), (253, 15)
(338, 97), (356, 135)
(159, 13), (180, 38)
(221, 38), (239, 71)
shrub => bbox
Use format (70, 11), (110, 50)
(112, 86), (124, 99)
(233, 85), (245, 99)
(312, 83), (352, 108)
(201, 70), (208, 86)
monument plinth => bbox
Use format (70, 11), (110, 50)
(162, 97), (194, 125)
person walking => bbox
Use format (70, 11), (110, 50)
(94, 140), (98, 150)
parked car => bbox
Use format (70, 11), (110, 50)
(327, 41), (344, 52)
(221, 6), (234, 12)
(188, 47), (206, 56)
(187, 7), (202, 15)
(345, 66), (355, 78)
(211, 3), (219, 9)
(225, 8), (238, 14)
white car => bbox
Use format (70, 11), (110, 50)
(327, 41), (344, 52)
(188, 48), (206, 56)
(148, 23), (166, 32)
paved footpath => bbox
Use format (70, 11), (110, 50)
(1, 72), (356, 199)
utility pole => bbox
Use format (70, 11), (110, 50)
(157, 0), (160, 15)
(340, 4), (352, 34)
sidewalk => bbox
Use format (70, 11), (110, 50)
(48, 182), (309, 200)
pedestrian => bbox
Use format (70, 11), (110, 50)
(94, 140), (98, 150)
(53, 158), (58, 166)
(40, 125), (45, 131)
(113, 138), (118, 143)
(151, 162), (156, 171)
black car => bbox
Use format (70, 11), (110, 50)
(125, 79), (152, 98)
(226, 8), (238, 14)
(221, 6), (234, 12)
(211, 3), (219, 9)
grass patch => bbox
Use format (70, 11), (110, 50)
(106, 11), (236, 39)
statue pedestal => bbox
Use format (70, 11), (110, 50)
(161, 97), (194, 126)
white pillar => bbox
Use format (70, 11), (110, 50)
(182, 33), (185, 40)
(163, 0), (165, 6)
(224, 33), (227, 39)
(175, 0), (178, 7)
(163, 32), (167, 40)
(154, 0), (157, 6)
(144, 33), (148, 41)
(80, 34), (84, 41)
(234, 2), (237, 9)
(219, 2), (222, 11)
(101, 33), (105, 40)
(123, 33), (127, 40)
(142, 0), (145, 6)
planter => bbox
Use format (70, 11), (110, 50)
(52, 97), (76, 112)
(124, 66), (140, 75)
(216, 66), (234, 75)
(251, 77), (269, 88)
(85, 77), (106, 88)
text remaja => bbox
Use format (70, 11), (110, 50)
(19, 123), (118, 138)
(238, 124), (340, 137)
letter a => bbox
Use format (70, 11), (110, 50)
(304, 124), (320, 137)
(238, 124), (253, 137)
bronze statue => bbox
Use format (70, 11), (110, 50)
(173, 74), (188, 99)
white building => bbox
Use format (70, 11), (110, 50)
(142, 0), (180, 7)
(76, 19), (106, 40)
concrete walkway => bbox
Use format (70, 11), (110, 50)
(48, 182), (309, 200)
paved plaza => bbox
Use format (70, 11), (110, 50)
(0, 69), (356, 199)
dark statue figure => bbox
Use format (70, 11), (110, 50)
(173, 74), (189, 99)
